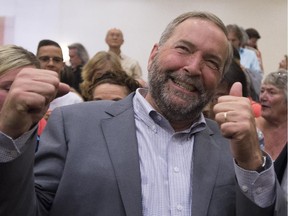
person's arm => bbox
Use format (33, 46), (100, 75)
(0, 68), (69, 215)
(234, 152), (275, 207)
(0, 130), (38, 215)
(213, 82), (286, 215)
(0, 127), (36, 162)
(0, 68), (69, 139)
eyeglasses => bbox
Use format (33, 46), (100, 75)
(38, 56), (63, 63)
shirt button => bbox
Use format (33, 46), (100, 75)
(173, 167), (180, 173)
(176, 204), (183, 211)
(241, 185), (248, 193)
(256, 187), (263, 194)
(151, 125), (157, 132)
(157, 115), (162, 121)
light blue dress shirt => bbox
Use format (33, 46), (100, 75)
(240, 47), (261, 72)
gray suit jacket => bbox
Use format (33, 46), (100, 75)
(0, 94), (286, 216)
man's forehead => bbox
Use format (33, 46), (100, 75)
(169, 19), (228, 44)
(182, 18), (224, 31)
(108, 28), (123, 36)
(39, 45), (62, 54)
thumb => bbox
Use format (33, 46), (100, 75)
(229, 82), (243, 97)
(56, 83), (70, 98)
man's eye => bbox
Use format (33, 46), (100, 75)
(38, 56), (63, 63)
(53, 58), (62, 63)
(176, 46), (190, 53)
(204, 60), (220, 71)
(39, 56), (50, 62)
(3, 86), (11, 91)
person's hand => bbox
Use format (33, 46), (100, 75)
(279, 55), (288, 70)
(0, 68), (70, 139)
(213, 82), (263, 171)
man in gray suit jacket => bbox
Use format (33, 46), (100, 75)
(0, 11), (286, 216)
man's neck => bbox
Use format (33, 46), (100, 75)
(109, 47), (121, 56)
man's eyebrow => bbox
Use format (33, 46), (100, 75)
(176, 40), (196, 49)
(204, 52), (222, 64)
(177, 40), (223, 63)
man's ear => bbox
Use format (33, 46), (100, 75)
(147, 44), (159, 70)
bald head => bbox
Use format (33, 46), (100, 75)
(105, 28), (124, 51)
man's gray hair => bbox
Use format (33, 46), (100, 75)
(68, 43), (89, 65)
(159, 11), (233, 77)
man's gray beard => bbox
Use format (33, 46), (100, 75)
(148, 57), (214, 123)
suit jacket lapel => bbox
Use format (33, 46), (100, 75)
(101, 95), (142, 216)
(192, 127), (221, 216)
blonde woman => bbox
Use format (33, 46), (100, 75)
(80, 51), (123, 100)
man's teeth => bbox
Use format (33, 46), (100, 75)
(174, 80), (195, 91)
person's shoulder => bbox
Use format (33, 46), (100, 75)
(66, 91), (83, 101)
(240, 47), (251, 54)
(120, 53), (137, 62)
(242, 48), (258, 57)
(62, 93), (135, 114)
(245, 46), (258, 53)
(63, 100), (113, 111)
(57, 100), (114, 120)
(56, 92), (83, 104)
(48, 100), (115, 125)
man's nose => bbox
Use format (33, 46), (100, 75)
(47, 58), (55, 65)
(183, 53), (203, 75)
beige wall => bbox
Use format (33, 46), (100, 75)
(0, 0), (287, 79)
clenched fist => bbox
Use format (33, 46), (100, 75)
(0, 68), (70, 139)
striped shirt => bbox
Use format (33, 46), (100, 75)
(133, 88), (206, 216)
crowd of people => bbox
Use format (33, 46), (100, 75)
(0, 10), (287, 216)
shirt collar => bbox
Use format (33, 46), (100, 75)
(133, 88), (206, 135)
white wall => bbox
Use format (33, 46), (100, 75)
(1, 0), (287, 80)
